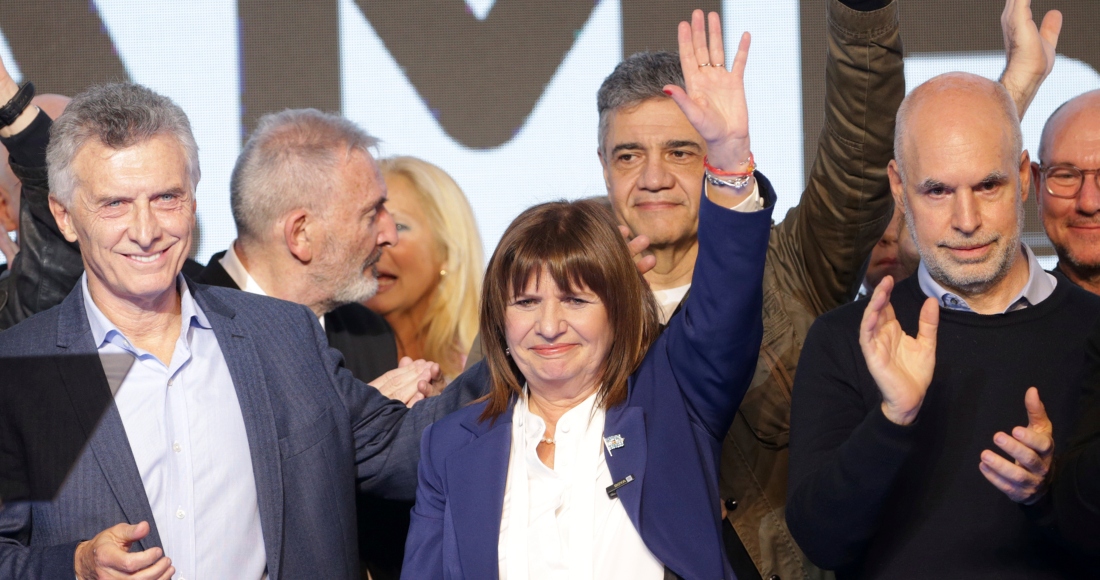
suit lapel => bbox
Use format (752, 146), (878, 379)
(193, 284), (285, 580)
(195, 251), (239, 289)
(54, 287), (163, 550)
(603, 404), (647, 531)
(448, 408), (513, 579)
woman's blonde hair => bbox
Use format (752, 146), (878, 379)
(378, 156), (483, 378)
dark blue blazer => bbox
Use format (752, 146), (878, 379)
(401, 180), (776, 580)
(0, 279), (487, 579)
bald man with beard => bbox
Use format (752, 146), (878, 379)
(786, 72), (1100, 578)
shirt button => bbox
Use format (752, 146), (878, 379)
(168, 378), (174, 387)
(724, 498), (738, 511)
(173, 442), (182, 453)
(560, 424), (571, 433)
(176, 508), (186, 519)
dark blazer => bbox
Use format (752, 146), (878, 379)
(198, 250), (399, 382)
(0, 279), (488, 579)
(401, 180), (776, 580)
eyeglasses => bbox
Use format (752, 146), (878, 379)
(1039, 163), (1100, 199)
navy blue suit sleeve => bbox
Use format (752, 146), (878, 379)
(0, 501), (81, 579)
(660, 175), (774, 439)
(307, 307), (490, 501)
(400, 422), (447, 580)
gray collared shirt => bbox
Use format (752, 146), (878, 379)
(917, 244), (1056, 314)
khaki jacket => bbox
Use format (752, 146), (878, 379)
(718, 1), (904, 579)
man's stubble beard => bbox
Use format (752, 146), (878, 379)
(312, 243), (384, 315)
(905, 194), (1024, 296)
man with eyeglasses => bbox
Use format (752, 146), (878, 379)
(1034, 90), (1100, 295)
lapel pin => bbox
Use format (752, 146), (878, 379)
(606, 474), (634, 499)
(603, 434), (625, 455)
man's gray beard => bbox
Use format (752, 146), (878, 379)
(331, 268), (379, 305)
(905, 196), (1025, 296)
(312, 247), (382, 314)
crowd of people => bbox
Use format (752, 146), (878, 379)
(1, 0), (1099, 578)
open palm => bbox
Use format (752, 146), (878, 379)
(664, 10), (751, 172)
(860, 276), (939, 425)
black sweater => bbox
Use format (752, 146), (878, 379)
(786, 274), (1100, 579)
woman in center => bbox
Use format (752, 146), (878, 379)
(402, 11), (773, 580)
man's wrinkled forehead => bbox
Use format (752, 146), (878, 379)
(603, 98), (703, 153)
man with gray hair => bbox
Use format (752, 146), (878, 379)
(196, 109), (422, 396)
(196, 108), (435, 579)
(786, 70), (1100, 577)
(0, 81), (486, 580)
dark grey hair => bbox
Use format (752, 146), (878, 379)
(596, 51), (685, 154)
(46, 82), (200, 207)
(894, 72), (1022, 183)
(230, 108), (379, 242)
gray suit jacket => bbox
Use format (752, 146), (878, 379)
(0, 279), (488, 579)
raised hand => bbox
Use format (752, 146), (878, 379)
(1000, 0), (1062, 118)
(860, 276), (939, 425)
(979, 387), (1054, 504)
(369, 357), (441, 407)
(664, 10), (752, 177)
(74, 521), (174, 580)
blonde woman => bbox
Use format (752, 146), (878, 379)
(365, 156), (483, 381)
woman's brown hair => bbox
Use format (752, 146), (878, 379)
(479, 199), (661, 422)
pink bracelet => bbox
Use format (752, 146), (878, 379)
(704, 153), (755, 176)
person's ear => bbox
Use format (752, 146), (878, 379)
(1030, 160), (1045, 219)
(598, 146), (612, 192)
(48, 196), (79, 243)
(283, 209), (313, 263)
(1019, 150), (1032, 203)
(888, 159), (906, 216)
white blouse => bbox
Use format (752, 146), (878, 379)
(498, 391), (664, 580)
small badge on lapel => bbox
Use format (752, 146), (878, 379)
(603, 434), (625, 455)
(606, 474), (634, 499)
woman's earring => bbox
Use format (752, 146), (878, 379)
(440, 269), (447, 277)
(505, 347), (511, 356)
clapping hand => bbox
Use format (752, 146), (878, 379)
(664, 10), (755, 205)
(860, 276), (939, 426)
(1000, 0), (1062, 118)
(980, 387), (1054, 504)
(369, 357), (441, 408)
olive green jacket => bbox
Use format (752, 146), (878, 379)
(718, 1), (903, 578)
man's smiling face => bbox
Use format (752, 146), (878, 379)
(52, 133), (196, 307)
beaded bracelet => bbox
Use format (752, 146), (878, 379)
(704, 152), (755, 176)
(704, 153), (755, 189)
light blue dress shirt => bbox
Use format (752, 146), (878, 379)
(82, 275), (266, 580)
(917, 244), (1057, 313)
